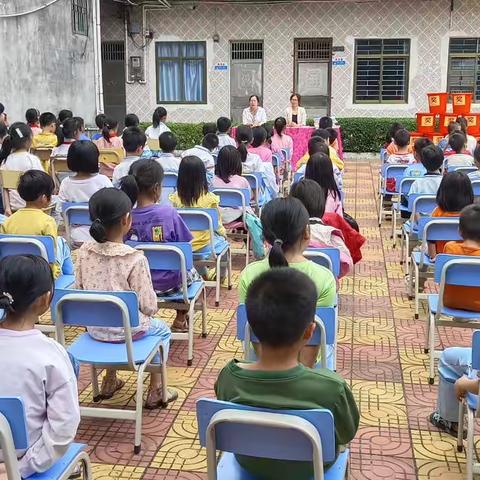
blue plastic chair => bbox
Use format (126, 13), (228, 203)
(177, 208), (231, 306)
(162, 172), (178, 189)
(293, 171), (304, 184)
(380, 148), (388, 164)
(457, 330), (480, 479)
(61, 202), (90, 247)
(196, 398), (349, 480)
(304, 247), (341, 279)
(236, 304), (336, 371)
(52, 289), (170, 453)
(391, 177), (417, 246)
(378, 164), (408, 226)
(212, 188), (252, 266)
(0, 397), (92, 479)
(131, 241), (207, 366)
(408, 217), (461, 319)
(449, 165), (478, 175)
(243, 173), (265, 213)
(471, 180), (480, 198)
(425, 255), (480, 384)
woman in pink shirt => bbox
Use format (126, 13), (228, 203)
(305, 152), (343, 216)
(271, 117), (293, 162)
(94, 117), (124, 150)
(248, 126), (273, 163)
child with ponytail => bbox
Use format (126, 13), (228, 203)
(75, 188), (177, 408)
(93, 117), (123, 149)
(271, 116), (293, 162)
(51, 117), (81, 157)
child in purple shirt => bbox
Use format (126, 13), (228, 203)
(121, 159), (194, 332)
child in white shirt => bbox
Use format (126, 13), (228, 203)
(145, 106), (171, 139)
(57, 140), (112, 243)
(112, 127), (146, 187)
(0, 254), (80, 478)
(157, 131), (180, 172)
(386, 129), (415, 164)
(216, 117), (236, 151)
(181, 133), (219, 172)
(0, 122), (43, 214)
(445, 132), (475, 169)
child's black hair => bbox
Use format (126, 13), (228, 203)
(159, 131), (177, 153)
(448, 121), (461, 135)
(312, 128), (329, 141)
(67, 140), (100, 174)
(95, 113), (106, 130)
(123, 126), (147, 153)
(57, 117), (80, 146)
(413, 137), (433, 155)
(73, 116), (85, 131)
(318, 116), (333, 129)
(448, 132), (466, 154)
(177, 156), (208, 206)
(58, 109), (73, 124)
(264, 125), (273, 143)
(387, 122), (404, 143)
(120, 158), (164, 206)
(251, 126), (267, 148)
(39, 112), (56, 128)
(245, 268), (317, 348)
(456, 116), (469, 136)
(274, 117), (287, 137)
(202, 123), (217, 136)
(0, 255), (53, 320)
(25, 108), (39, 124)
(235, 125), (253, 162)
(152, 107), (167, 128)
(0, 122), (33, 163)
(124, 113), (139, 128)
(202, 133), (219, 152)
(260, 197), (310, 268)
(215, 145), (242, 183)
(17, 170), (55, 202)
(0, 103), (4, 115)
(326, 127), (338, 145)
(102, 117), (118, 144)
(459, 204), (480, 242)
(394, 129), (410, 148)
(216, 117), (231, 134)
(436, 171), (474, 212)
(290, 178), (326, 219)
(305, 152), (341, 201)
(420, 145), (443, 172)
(89, 188), (132, 243)
(308, 136), (329, 157)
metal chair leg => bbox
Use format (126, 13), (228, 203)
(457, 401), (465, 452)
(428, 313), (436, 384)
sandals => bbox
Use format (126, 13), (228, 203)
(96, 377), (125, 401)
(145, 387), (178, 410)
(429, 411), (466, 438)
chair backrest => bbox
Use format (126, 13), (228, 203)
(417, 217), (460, 243)
(0, 234), (55, 263)
(50, 156), (70, 173)
(399, 177), (417, 196)
(31, 148), (52, 162)
(381, 165), (408, 192)
(178, 208), (219, 232)
(408, 195), (437, 217)
(293, 171), (304, 184)
(471, 180), (480, 197)
(449, 165), (477, 175)
(196, 398), (335, 464)
(304, 247), (341, 278)
(98, 148), (124, 165)
(434, 254), (480, 285)
(471, 330), (480, 371)
(0, 170), (22, 190)
(147, 138), (159, 151)
(380, 148), (388, 163)
(162, 172), (178, 189)
(272, 152), (282, 167)
(243, 172), (262, 193)
(62, 202), (90, 225)
(0, 397), (28, 450)
(211, 188), (251, 209)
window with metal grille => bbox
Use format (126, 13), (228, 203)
(155, 41), (207, 104)
(354, 39), (410, 103)
(231, 41), (263, 61)
(296, 38), (332, 61)
(101, 42), (125, 62)
(447, 38), (480, 101)
(72, 0), (88, 36)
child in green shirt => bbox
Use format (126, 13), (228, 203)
(215, 268), (358, 480)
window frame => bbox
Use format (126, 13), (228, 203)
(71, 0), (89, 36)
(447, 37), (480, 102)
(155, 41), (207, 105)
(353, 38), (411, 104)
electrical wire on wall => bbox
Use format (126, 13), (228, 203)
(0, 0), (62, 18)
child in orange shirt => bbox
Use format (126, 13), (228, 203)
(428, 172), (474, 259)
(442, 204), (480, 312)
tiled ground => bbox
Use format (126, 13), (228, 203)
(66, 160), (475, 478)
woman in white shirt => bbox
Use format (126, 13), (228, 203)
(57, 141), (112, 243)
(145, 106), (171, 139)
(0, 122), (43, 214)
(285, 93), (307, 126)
(242, 95), (267, 127)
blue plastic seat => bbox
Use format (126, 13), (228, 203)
(0, 397), (91, 480)
(293, 171), (304, 184)
(304, 247), (341, 278)
(378, 164), (408, 226)
(196, 398), (349, 480)
(391, 177), (417, 246)
(52, 289), (170, 453)
(243, 172), (265, 212)
(131, 241), (207, 366)
(162, 172), (178, 189)
(61, 202), (90, 247)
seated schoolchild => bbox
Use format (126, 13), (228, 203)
(112, 126), (146, 187)
(31, 112), (58, 149)
(248, 126), (273, 163)
(437, 121), (461, 152)
(74, 116), (91, 142)
(457, 116), (478, 155)
(1, 170), (73, 277)
(326, 126), (339, 153)
(468, 143), (480, 181)
(57, 140), (112, 243)
(124, 113), (140, 129)
(93, 117), (123, 150)
(290, 179), (352, 277)
(92, 113), (106, 140)
(216, 267), (358, 480)
(157, 131), (180, 173)
(385, 122), (406, 155)
(216, 117), (236, 150)
(403, 137), (433, 178)
(51, 117), (81, 158)
(270, 117), (293, 162)
(386, 129), (415, 164)
(0, 255), (80, 477)
(296, 129), (344, 171)
(25, 108), (41, 136)
(76, 188), (177, 408)
(445, 132), (474, 168)
(181, 133), (219, 172)
(145, 106), (170, 139)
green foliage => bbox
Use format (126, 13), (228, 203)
(141, 117), (417, 153)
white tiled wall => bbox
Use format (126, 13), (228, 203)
(101, 0), (480, 123)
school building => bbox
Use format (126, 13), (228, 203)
(2, 0), (480, 125)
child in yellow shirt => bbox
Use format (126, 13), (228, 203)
(31, 112), (58, 149)
(1, 170), (72, 278)
(296, 128), (344, 171)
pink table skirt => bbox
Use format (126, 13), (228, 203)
(230, 126), (343, 169)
